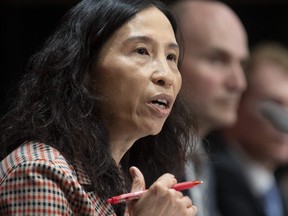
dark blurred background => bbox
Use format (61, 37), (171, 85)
(1, 0), (288, 115)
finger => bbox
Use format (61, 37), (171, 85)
(151, 173), (177, 190)
(190, 205), (198, 215)
(180, 195), (193, 208)
(169, 189), (184, 199)
(129, 166), (146, 192)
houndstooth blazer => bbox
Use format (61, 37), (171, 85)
(0, 141), (127, 215)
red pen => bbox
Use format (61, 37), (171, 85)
(106, 180), (203, 204)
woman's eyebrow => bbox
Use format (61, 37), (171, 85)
(168, 42), (179, 50)
(124, 35), (179, 50)
(125, 35), (152, 43)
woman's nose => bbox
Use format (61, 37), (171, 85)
(151, 62), (174, 88)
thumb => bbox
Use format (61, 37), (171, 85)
(129, 166), (146, 192)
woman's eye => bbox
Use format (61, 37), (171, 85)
(137, 48), (149, 55)
(167, 53), (177, 62)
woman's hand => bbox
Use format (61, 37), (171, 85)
(128, 166), (197, 216)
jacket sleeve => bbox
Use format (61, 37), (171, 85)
(0, 153), (118, 216)
(0, 160), (76, 215)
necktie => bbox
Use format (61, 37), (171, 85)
(261, 183), (284, 216)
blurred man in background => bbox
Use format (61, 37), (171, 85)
(211, 42), (288, 216)
(170, 0), (249, 215)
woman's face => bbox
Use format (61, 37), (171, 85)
(92, 6), (181, 139)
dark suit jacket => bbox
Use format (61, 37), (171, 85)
(210, 143), (288, 216)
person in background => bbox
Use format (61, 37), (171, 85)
(211, 42), (288, 216)
(169, 0), (249, 216)
(0, 0), (198, 215)
(277, 164), (288, 211)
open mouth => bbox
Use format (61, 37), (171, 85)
(151, 99), (168, 109)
